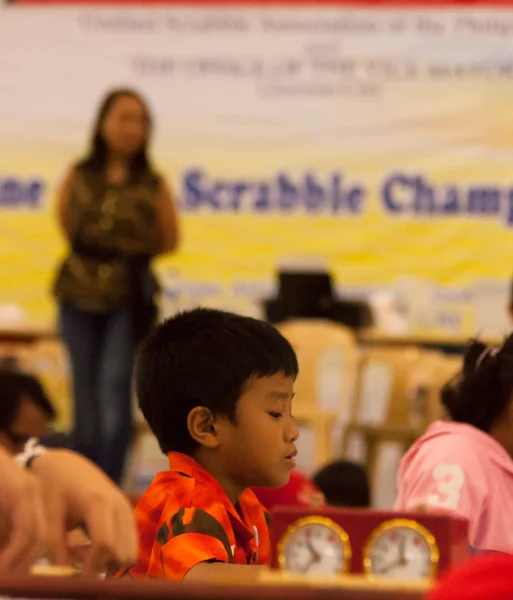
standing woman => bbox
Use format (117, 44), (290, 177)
(53, 88), (178, 484)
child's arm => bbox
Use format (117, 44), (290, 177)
(145, 505), (269, 581)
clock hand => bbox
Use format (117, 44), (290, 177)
(306, 538), (321, 563)
(301, 556), (315, 574)
(398, 533), (407, 565)
(378, 555), (402, 575)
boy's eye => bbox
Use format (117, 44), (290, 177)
(269, 412), (282, 419)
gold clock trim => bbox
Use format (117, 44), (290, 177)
(277, 515), (352, 573)
(363, 518), (440, 581)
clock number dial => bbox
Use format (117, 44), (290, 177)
(364, 519), (439, 581)
(278, 517), (351, 576)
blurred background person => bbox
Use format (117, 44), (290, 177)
(253, 469), (325, 512)
(0, 369), (56, 455)
(427, 553), (513, 600)
(395, 336), (513, 553)
(52, 88), (179, 484)
(312, 460), (371, 508)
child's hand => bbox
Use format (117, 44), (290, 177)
(0, 450), (47, 574)
(31, 449), (137, 575)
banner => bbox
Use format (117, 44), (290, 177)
(2, 5), (513, 336)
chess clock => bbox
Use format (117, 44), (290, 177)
(272, 507), (469, 580)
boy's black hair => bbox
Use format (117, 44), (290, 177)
(312, 460), (370, 508)
(0, 369), (56, 430)
(136, 308), (299, 455)
(441, 334), (513, 433)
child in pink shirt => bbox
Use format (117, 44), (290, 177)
(396, 336), (513, 553)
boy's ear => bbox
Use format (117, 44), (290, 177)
(187, 406), (219, 448)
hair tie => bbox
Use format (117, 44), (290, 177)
(476, 347), (498, 369)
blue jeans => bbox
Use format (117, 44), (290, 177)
(59, 301), (135, 484)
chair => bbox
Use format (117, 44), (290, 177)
(427, 355), (463, 423)
(406, 350), (448, 428)
(344, 345), (423, 434)
(29, 340), (72, 429)
(403, 351), (463, 428)
(343, 345), (424, 508)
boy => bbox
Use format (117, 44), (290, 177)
(122, 308), (299, 582)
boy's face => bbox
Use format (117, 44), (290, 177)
(216, 373), (299, 489)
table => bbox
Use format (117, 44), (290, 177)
(0, 571), (430, 600)
(0, 327), (56, 345)
(358, 330), (501, 355)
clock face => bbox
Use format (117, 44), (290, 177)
(364, 519), (439, 581)
(278, 517), (351, 576)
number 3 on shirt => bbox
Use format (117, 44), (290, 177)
(426, 464), (465, 509)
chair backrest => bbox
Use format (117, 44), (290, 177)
(406, 350), (446, 428)
(350, 345), (422, 429)
(430, 355), (463, 422)
(29, 340), (72, 429)
(344, 345), (422, 508)
(277, 319), (358, 418)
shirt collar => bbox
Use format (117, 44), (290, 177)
(167, 452), (257, 542)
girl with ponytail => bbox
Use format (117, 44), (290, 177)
(396, 335), (513, 553)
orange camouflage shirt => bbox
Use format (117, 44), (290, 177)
(118, 452), (271, 581)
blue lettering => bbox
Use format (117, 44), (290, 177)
(332, 174), (344, 213)
(330, 175), (365, 214)
(277, 174), (297, 211)
(381, 173), (513, 227)
(27, 181), (43, 206)
(435, 312), (461, 329)
(442, 187), (460, 213)
(507, 190), (513, 225)
(467, 187), (501, 214)
(182, 170), (204, 210)
(210, 183), (226, 209)
(332, 178), (365, 214)
(180, 169), (366, 216)
(304, 174), (325, 212)
(413, 176), (435, 213)
(346, 187), (364, 213)
(231, 182), (247, 211)
(382, 174), (409, 212)
(1, 179), (22, 205)
(0, 177), (45, 208)
(254, 184), (270, 211)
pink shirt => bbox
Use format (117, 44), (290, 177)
(395, 421), (513, 553)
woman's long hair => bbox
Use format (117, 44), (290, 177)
(78, 88), (153, 176)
